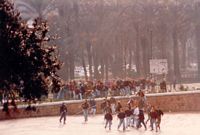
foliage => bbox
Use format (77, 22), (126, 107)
(0, 0), (62, 101)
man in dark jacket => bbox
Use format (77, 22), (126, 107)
(104, 111), (113, 130)
(138, 109), (147, 130)
(156, 106), (164, 130)
(59, 103), (67, 124)
(117, 108), (126, 131)
(125, 107), (132, 128)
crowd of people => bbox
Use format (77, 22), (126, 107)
(56, 78), (168, 100)
(0, 77), (167, 121)
(59, 90), (164, 132)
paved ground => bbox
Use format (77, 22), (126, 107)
(0, 113), (200, 135)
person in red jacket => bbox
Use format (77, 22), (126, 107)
(81, 99), (89, 122)
(104, 111), (113, 130)
(150, 106), (158, 132)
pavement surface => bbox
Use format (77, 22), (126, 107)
(0, 113), (200, 135)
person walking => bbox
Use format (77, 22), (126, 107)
(133, 105), (140, 128)
(138, 109), (147, 130)
(104, 111), (113, 130)
(125, 106), (132, 128)
(89, 98), (96, 116)
(116, 101), (122, 113)
(145, 103), (151, 125)
(100, 99), (108, 114)
(117, 108), (126, 131)
(82, 99), (90, 122)
(150, 106), (158, 132)
(127, 98), (134, 110)
(109, 96), (116, 114)
(156, 106), (164, 130)
(59, 103), (67, 124)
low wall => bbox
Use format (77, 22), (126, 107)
(0, 91), (200, 120)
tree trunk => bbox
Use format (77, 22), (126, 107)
(128, 48), (132, 77)
(141, 36), (149, 77)
(100, 58), (105, 80)
(161, 37), (167, 59)
(181, 39), (187, 70)
(105, 58), (109, 80)
(172, 29), (181, 82)
(112, 35), (123, 78)
(93, 51), (100, 80)
(86, 42), (93, 80)
(81, 49), (88, 81)
(65, 54), (70, 81)
(69, 52), (75, 80)
(135, 24), (141, 77)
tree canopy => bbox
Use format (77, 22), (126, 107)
(0, 0), (62, 101)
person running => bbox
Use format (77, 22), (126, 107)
(138, 109), (147, 130)
(59, 103), (67, 124)
(125, 106), (133, 128)
(104, 111), (113, 130)
(156, 106), (164, 130)
(81, 99), (90, 122)
(117, 108), (126, 131)
(150, 106), (158, 132)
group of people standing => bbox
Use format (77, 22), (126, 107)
(102, 97), (163, 132)
(59, 90), (164, 132)
(56, 78), (167, 101)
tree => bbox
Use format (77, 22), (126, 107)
(14, 0), (56, 20)
(0, 0), (62, 101)
(18, 0), (199, 82)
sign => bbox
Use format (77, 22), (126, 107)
(150, 59), (168, 74)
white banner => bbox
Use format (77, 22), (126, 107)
(150, 59), (168, 74)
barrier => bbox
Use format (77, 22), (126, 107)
(0, 91), (200, 120)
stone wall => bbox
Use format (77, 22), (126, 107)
(0, 91), (200, 120)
